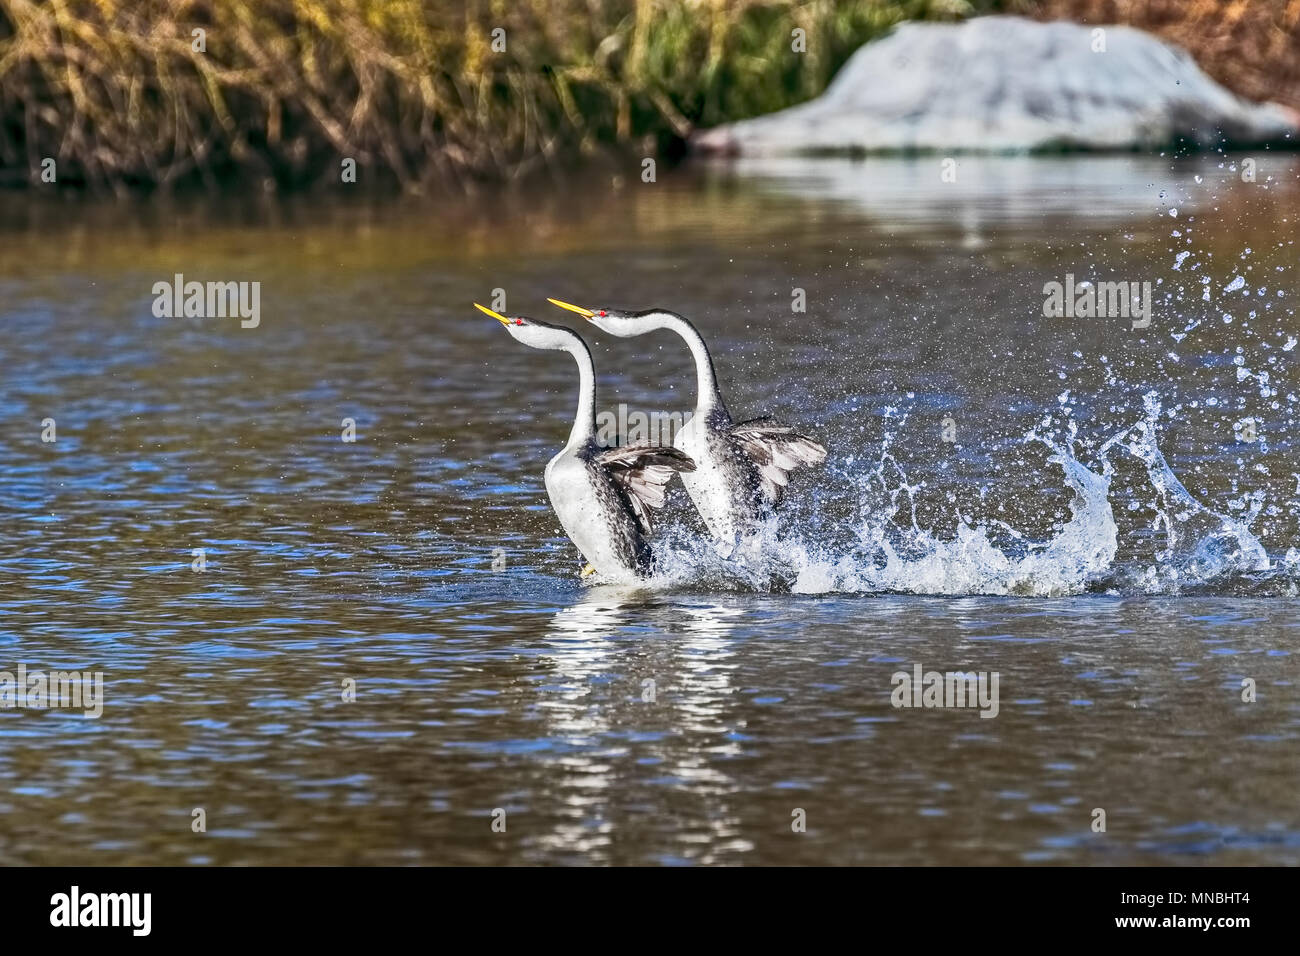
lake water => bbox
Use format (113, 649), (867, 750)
(0, 154), (1296, 864)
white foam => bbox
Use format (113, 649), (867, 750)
(636, 394), (1285, 597)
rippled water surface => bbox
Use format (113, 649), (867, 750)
(1, 155), (1297, 864)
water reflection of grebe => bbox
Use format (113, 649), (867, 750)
(543, 592), (741, 668)
(542, 593), (748, 743)
(536, 592), (753, 862)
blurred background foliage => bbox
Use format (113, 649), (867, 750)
(1041, 0), (1300, 125)
(0, 0), (1022, 192)
(0, 0), (1292, 194)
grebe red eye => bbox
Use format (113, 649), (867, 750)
(515, 319), (523, 325)
(598, 310), (606, 317)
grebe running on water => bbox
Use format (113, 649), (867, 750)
(475, 303), (695, 583)
(546, 299), (826, 550)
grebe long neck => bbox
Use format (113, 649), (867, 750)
(658, 312), (726, 417)
(563, 335), (597, 449)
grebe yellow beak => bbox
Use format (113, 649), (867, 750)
(474, 302), (512, 325)
(546, 297), (595, 319)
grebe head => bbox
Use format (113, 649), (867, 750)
(546, 298), (678, 338)
(474, 303), (581, 351)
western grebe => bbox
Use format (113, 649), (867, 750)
(475, 303), (696, 582)
(546, 299), (826, 548)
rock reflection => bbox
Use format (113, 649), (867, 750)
(700, 155), (1252, 228)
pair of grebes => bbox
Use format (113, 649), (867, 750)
(475, 299), (825, 584)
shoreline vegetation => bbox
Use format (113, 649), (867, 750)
(0, 0), (1295, 195)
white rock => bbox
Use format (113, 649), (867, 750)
(692, 17), (1299, 155)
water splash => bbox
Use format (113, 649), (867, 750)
(637, 395), (1290, 597)
(1121, 394), (1270, 589)
(581, 192), (1300, 598)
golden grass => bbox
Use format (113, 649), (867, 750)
(0, 0), (1001, 193)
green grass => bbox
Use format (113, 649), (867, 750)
(0, 0), (1021, 193)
